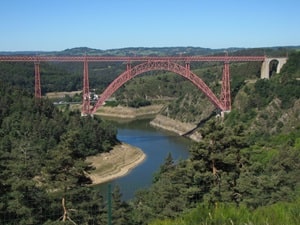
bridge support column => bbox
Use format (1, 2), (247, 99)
(82, 57), (90, 116)
(185, 62), (190, 77)
(34, 61), (41, 99)
(126, 62), (131, 75)
(276, 58), (287, 73)
(261, 59), (270, 79)
(220, 61), (231, 112)
(127, 62), (131, 71)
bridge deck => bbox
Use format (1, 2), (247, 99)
(0, 55), (266, 62)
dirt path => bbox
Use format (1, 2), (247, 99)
(86, 143), (146, 185)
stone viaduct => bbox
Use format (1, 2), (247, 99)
(261, 57), (288, 79)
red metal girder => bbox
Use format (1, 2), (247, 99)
(91, 61), (225, 114)
(34, 62), (41, 98)
(0, 55), (266, 62)
(81, 57), (90, 115)
(220, 62), (231, 111)
(0, 54), (270, 115)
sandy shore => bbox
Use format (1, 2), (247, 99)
(86, 143), (146, 185)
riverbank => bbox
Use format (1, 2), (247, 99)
(95, 105), (202, 142)
(150, 115), (202, 142)
(94, 105), (164, 119)
(86, 143), (146, 185)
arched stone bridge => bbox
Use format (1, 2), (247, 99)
(261, 57), (288, 79)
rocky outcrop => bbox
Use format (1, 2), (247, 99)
(150, 115), (202, 142)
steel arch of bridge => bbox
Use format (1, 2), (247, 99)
(91, 61), (227, 114)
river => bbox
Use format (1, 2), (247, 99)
(97, 118), (191, 201)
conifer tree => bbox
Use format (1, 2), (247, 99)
(189, 121), (249, 205)
(153, 152), (174, 182)
(112, 185), (130, 225)
(42, 131), (93, 223)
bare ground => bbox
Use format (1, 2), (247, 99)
(86, 143), (146, 185)
(46, 91), (81, 99)
(94, 105), (164, 119)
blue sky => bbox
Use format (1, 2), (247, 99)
(0, 0), (299, 51)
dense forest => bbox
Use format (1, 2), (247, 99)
(132, 51), (300, 225)
(0, 47), (300, 224)
(0, 82), (121, 224)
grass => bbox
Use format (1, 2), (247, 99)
(150, 200), (300, 225)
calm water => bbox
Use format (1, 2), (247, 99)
(97, 118), (191, 200)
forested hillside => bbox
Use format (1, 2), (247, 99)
(0, 47), (299, 224)
(0, 83), (121, 224)
(117, 51), (300, 225)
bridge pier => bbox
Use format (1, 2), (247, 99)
(34, 61), (41, 99)
(220, 61), (231, 112)
(81, 57), (90, 116)
(185, 62), (190, 77)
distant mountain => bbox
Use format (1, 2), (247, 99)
(58, 47), (104, 56)
(55, 46), (227, 56)
(0, 51), (53, 56)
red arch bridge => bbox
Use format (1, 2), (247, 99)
(0, 55), (267, 115)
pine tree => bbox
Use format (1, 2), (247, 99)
(42, 131), (93, 223)
(190, 121), (249, 205)
(153, 152), (174, 183)
(237, 143), (300, 208)
(112, 185), (130, 225)
(0, 136), (47, 225)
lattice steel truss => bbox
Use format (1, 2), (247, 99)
(0, 55), (266, 115)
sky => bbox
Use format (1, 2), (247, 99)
(0, 0), (299, 51)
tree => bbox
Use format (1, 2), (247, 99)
(112, 185), (131, 225)
(0, 82), (120, 224)
(153, 152), (174, 183)
(237, 143), (300, 208)
(42, 131), (93, 224)
(189, 121), (249, 205)
(0, 136), (47, 225)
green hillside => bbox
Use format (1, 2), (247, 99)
(127, 51), (300, 225)
(0, 82), (120, 224)
(0, 46), (299, 224)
